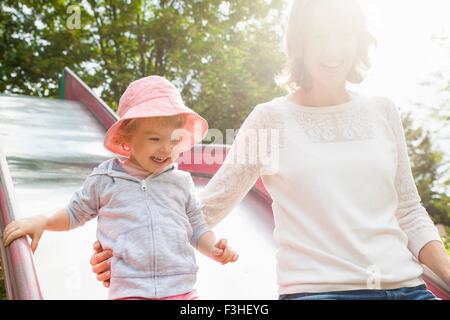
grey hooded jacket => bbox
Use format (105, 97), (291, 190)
(66, 158), (210, 299)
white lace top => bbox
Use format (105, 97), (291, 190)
(198, 93), (442, 294)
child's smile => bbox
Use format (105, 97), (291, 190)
(150, 155), (170, 164)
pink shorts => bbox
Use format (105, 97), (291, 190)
(117, 290), (199, 300)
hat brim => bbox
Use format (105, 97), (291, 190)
(104, 97), (208, 157)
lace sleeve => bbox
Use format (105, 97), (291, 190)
(386, 99), (442, 259)
(199, 104), (279, 228)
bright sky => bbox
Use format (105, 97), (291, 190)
(358, 0), (450, 110)
(281, 0), (450, 113)
(358, 0), (450, 182)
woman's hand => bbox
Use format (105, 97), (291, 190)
(211, 238), (239, 265)
(90, 240), (113, 288)
(419, 240), (450, 288)
(3, 215), (48, 253)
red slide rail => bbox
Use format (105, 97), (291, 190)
(0, 154), (43, 300)
(61, 67), (118, 128)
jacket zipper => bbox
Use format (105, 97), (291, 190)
(141, 180), (157, 297)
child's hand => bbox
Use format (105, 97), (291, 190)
(212, 238), (239, 265)
(2, 215), (47, 253)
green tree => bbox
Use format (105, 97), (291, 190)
(0, 0), (285, 133)
(403, 112), (450, 226)
(0, 262), (5, 300)
(0, 0), (96, 96)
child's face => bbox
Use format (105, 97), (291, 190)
(303, 1), (360, 89)
(126, 118), (183, 173)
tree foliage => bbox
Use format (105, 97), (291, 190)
(0, 1), (448, 227)
(0, 0), (285, 132)
(403, 113), (450, 226)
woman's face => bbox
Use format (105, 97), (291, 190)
(302, 2), (361, 89)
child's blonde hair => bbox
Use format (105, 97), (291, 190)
(277, 0), (376, 91)
(118, 115), (187, 145)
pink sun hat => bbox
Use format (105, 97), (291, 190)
(104, 76), (208, 157)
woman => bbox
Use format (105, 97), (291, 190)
(91, 0), (449, 299)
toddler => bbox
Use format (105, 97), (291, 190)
(3, 76), (238, 300)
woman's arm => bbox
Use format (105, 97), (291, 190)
(3, 208), (70, 253)
(386, 100), (448, 280)
(199, 104), (275, 228)
(419, 241), (450, 286)
(199, 158), (261, 228)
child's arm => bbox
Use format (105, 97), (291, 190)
(3, 173), (101, 253)
(185, 173), (238, 265)
(197, 231), (239, 265)
(3, 208), (70, 253)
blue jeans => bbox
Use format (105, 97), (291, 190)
(278, 284), (438, 300)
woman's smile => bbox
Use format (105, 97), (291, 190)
(320, 60), (345, 74)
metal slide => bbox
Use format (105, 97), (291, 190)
(0, 68), (277, 299)
(0, 68), (448, 299)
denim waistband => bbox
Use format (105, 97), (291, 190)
(278, 284), (437, 300)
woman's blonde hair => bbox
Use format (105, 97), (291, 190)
(276, 0), (376, 91)
(117, 115), (187, 145)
